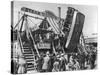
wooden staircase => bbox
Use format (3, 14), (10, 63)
(22, 43), (36, 71)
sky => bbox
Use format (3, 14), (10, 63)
(13, 1), (98, 38)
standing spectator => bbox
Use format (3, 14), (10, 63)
(68, 55), (74, 70)
(52, 55), (60, 72)
(59, 53), (66, 71)
(48, 53), (55, 72)
(37, 53), (44, 72)
(42, 51), (50, 72)
(17, 56), (26, 74)
(11, 57), (19, 74)
(74, 59), (80, 70)
(79, 53), (85, 70)
(90, 51), (96, 69)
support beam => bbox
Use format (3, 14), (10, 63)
(14, 15), (24, 30)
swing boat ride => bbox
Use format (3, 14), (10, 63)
(11, 6), (89, 71)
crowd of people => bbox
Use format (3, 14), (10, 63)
(11, 48), (97, 74)
(35, 49), (97, 73)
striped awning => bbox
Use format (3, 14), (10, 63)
(47, 17), (60, 34)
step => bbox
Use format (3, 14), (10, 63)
(27, 64), (34, 68)
(26, 59), (35, 62)
(24, 53), (33, 55)
(23, 48), (31, 50)
(23, 43), (30, 45)
(23, 45), (31, 48)
(23, 48), (31, 51)
(24, 50), (32, 52)
(27, 67), (35, 71)
(24, 50), (32, 53)
(26, 61), (34, 64)
(27, 63), (33, 65)
(23, 52), (33, 54)
(23, 49), (32, 51)
(24, 54), (34, 56)
(25, 56), (33, 60)
(23, 46), (30, 48)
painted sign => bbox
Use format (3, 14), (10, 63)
(21, 7), (46, 17)
(37, 43), (51, 49)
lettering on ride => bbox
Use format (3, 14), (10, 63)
(37, 43), (50, 49)
(21, 7), (46, 17)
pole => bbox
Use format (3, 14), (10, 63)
(52, 42), (56, 55)
(58, 7), (61, 32)
(58, 7), (61, 19)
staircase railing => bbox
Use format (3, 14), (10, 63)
(17, 31), (24, 54)
(25, 16), (40, 57)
